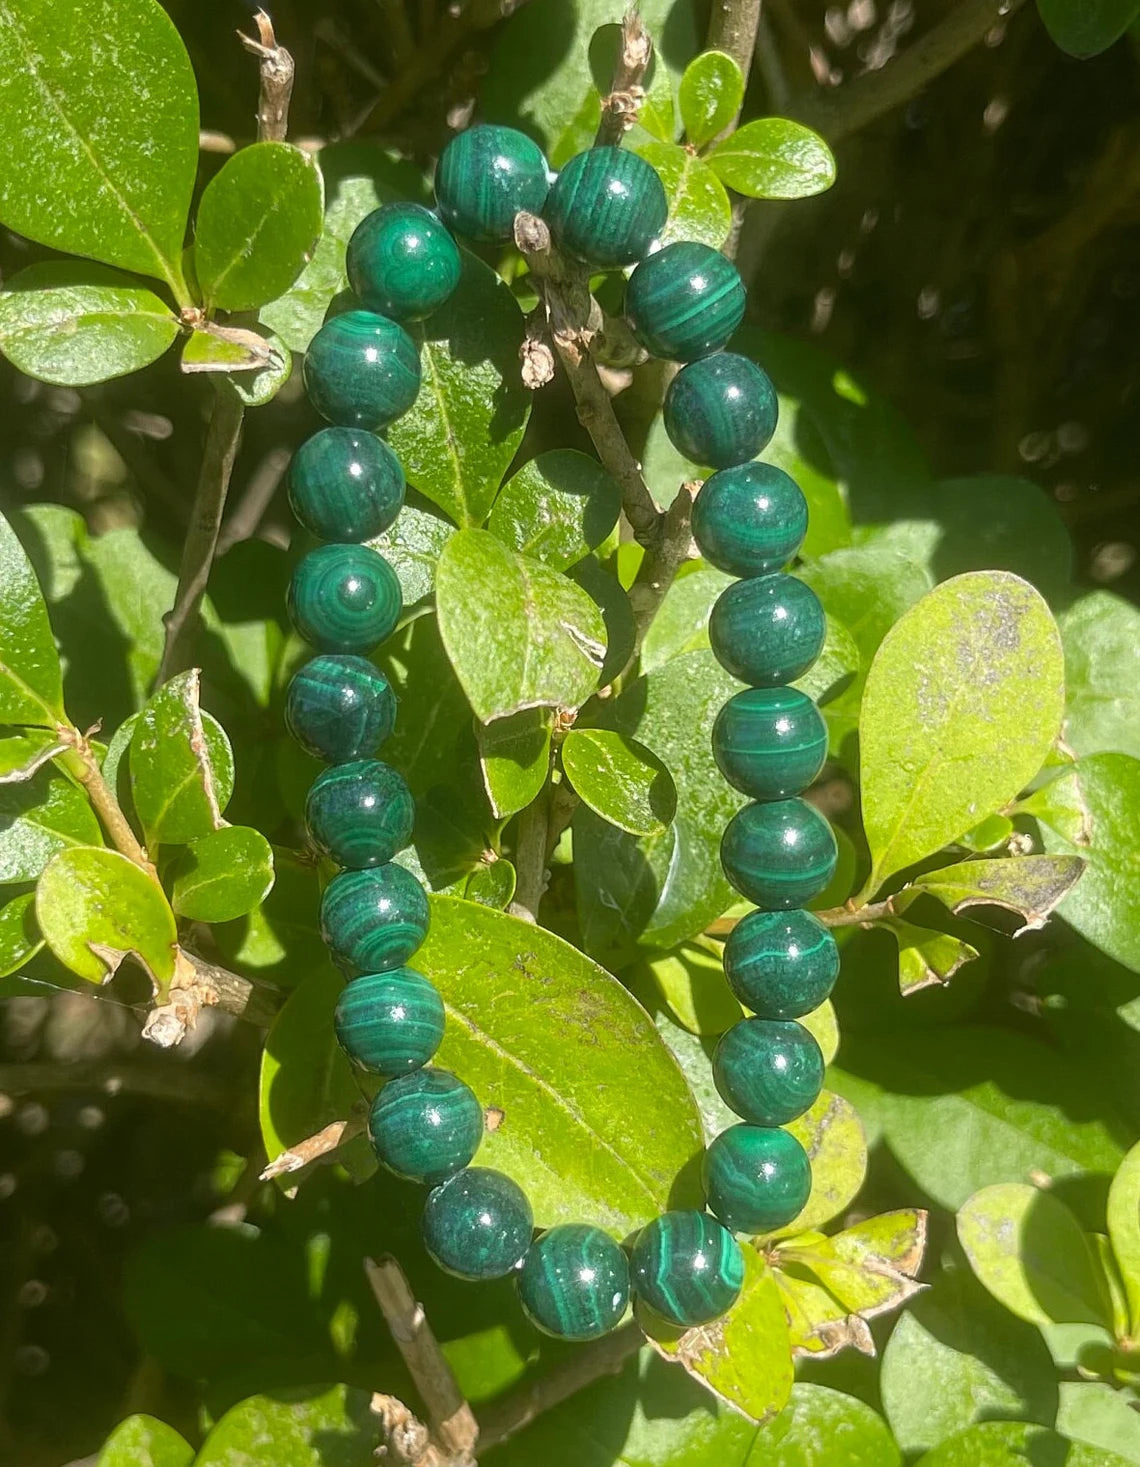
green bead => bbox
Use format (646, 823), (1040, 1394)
(305, 759), (415, 869)
(713, 1018), (824, 1126)
(544, 146), (667, 266)
(721, 798), (837, 910)
(723, 909), (839, 1020)
(692, 463), (807, 576)
(303, 309), (421, 430)
(713, 687), (827, 800)
(709, 573), (824, 687)
(288, 543), (402, 655)
(369, 1067), (483, 1183)
(663, 353), (777, 469)
(288, 428), (405, 543)
(625, 241), (745, 361)
(630, 1210), (744, 1328)
(320, 863), (430, 972)
(285, 654), (397, 764)
(335, 968), (445, 1076)
(517, 1224), (630, 1340)
(702, 1124), (811, 1234)
(435, 125), (549, 243)
(422, 1167), (534, 1279)
(346, 202), (462, 320)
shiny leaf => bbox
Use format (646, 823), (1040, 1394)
(97, 1415), (193, 1467)
(478, 708), (552, 820)
(632, 139), (732, 249)
(679, 50), (744, 146)
(130, 670), (235, 846)
(562, 727), (677, 837)
(0, 891), (41, 977)
(0, 763), (103, 882)
(707, 118), (836, 199)
(194, 1385), (380, 1466)
(885, 917), (979, 995)
(901, 853), (1085, 933)
(1059, 590), (1140, 760)
(0, 510), (64, 725)
(487, 449), (622, 570)
(169, 825), (275, 923)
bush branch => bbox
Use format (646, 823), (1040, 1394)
(239, 10), (295, 142)
(627, 481), (698, 662)
(57, 729), (152, 873)
(261, 1116), (365, 1179)
(707, 0), (763, 91)
(510, 782), (551, 922)
(595, 9), (653, 145)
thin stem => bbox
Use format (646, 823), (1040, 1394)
(707, 895), (895, 937)
(706, 0), (763, 94)
(239, 10), (295, 143)
(57, 734), (152, 872)
(595, 9), (653, 146)
(0, 1059), (231, 1109)
(626, 481), (697, 662)
(511, 782), (551, 922)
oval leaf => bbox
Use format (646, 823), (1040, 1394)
(478, 707), (552, 820)
(130, 670), (235, 846)
(914, 1420), (1134, 1466)
(36, 846), (177, 986)
(97, 1415), (193, 1467)
(776, 1089), (868, 1236)
(1037, 0), (1140, 57)
(1107, 1139), (1140, 1336)
(749, 1383), (902, 1467)
(708, 117), (836, 199)
(0, 891), (41, 977)
(0, 511), (64, 725)
(903, 853), (1085, 933)
(679, 49), (744, 146)
(487, 449), (622, 570)
(195, 1385), (380, 1467)
(1059, 590), (1140, 760)
(0, 761), (103, 882)
(562, 727), (677, 837)
(369, 495), (454, 607)
(169, 825), (275, 923)
(632, 139), (732, 249)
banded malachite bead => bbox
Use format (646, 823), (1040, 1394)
(303, 310), (421, 430)
(422, 1167), (534, 1280)
(712, 1018), (824, 1126)
(544, 146), (667, 267)
(335, 968), (445, 1076)
(630, 1210), (744, 1328)
(320, 863), (430, 972)
(347, 202), (462, 321)
(517, 1224), (630, 1340)
(288, 428), (405, 543)
(692, 462), (808, 577)
(435, 124), (549, 243)
(663, 352), (777, 469)
(285, 654), (397, 764)
(708, 573), (825, 687)
(369, 1067), (483, 1183)
(712, 687), (827, 800)
(305, 759), (415, 869)
(702, 1123), (811, 1235)
(625, 241), (745, 362)
(288, 543), (402, 655)
(721, 799), (837, 910)
(723, 909), (839, 1020)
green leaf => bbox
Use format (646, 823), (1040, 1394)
(0, 0), (197, 299)
(775, 1209), (927, 1322)
(930, 475), (1073, 598)
(478, 708), (552, 820)
(569, 556), (637, 685)
(195, 1385), (380, 1466)
(0, 262), (178, 385)
(1107, 1138), (1140, 1334)
(631, 139), (732, 249)
(1057, 1382), (1140, 1465)
(679, 50), (744, 146)
(0, 730), (63, 783)
(1059, 591), (1140, 760)
(562, 728), (677, 837)
(0, 763), (103, 882)
(487, 450), (622, 570)
(169, 825), (275, 923)
(1037, 0), (1140, 57)
(901, 854), (1085, 933)
(776, 1090), (868, 1236)
(228, 332), (292, 405)
(885, 917), (980, 996)
(0, 891), (41, 976)
(0, 510), (64, 725)
(747, 1384), (902, 1467)
(860, 572), (1065, 892)
(130, 670), (235, 846)
(914, 1421), (1135, 1466)
(387, 250), (530, 528)
(708, 118), (836, 199)
(180, 327), (273, 375)
(640, 562), (735, 674)
(464, 857), (517, 910)
(435, 529), (606, 723)
(641, 938), (743, 1036)
(97, 1415), (193, 1467)
(369, 494), (454, 607)
(377, 614), (473, 799)
(36, 846), (177, 987)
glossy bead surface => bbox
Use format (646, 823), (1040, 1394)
(320, 863), (430, 972)
(305, 759), (415, 868)
(285, 654), (397, 764)
(709, 573), (824, 687)
(303, 310), (421, 430)
(702, 1124), (811, 1235)
(625, 242), (745, 362)
(713, 687), (827, 800)
(369, 1068), (483, 1183)
(335, 968), (445, 1076)
(692, 462), (807, 576)
(435, 125), (549, 243)
(723, 909), (839, 1020)
(544, 146), (667, 266)
(347, 202), (462, 320)
(664, 353), (777, 469)
(713, 1018), (824, 1126)
(422, 1167), (534, 1279)
(288, 428), (405, 543)
(517, 1224), (630, 1340)
(288, 543), (402, 655)
(630, 1210), (744, 1327)
(721, 799), (838, 910)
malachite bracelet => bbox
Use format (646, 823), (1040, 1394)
(281, 122), (840, 1341)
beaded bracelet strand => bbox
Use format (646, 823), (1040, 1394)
(280, 123), (840, 1343)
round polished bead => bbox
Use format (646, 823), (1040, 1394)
(305, 759), (415, 868)
(703, 1124), (811, 1235)
(663, 353), (777, 469)
(625, 242), (745, 362)
(285, 655), (397, 764)
(288, 543), (402, 655)
(708, 573), (824, 687)
(347, 202), (462, 320)
(692, 462), (807, 576)
(335, 968), (445, 1076)
(303, 309), (421, 430)
(713, 687), (827, 800)
(713, 1018), (824, 1126)
(422, 1167), (534, 1279)
(369, 1068), (483, 1183)
(721, 799), (838, 910)
(723, 909), (839, 1020)
(544, 146), (667, 267)
(435, 125), (549, 243)
(630, 1210), (744, 1327)
(288, 428), (405, 543)
(320, 863), (430, 972)
(517, 1224), (630, 1340)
